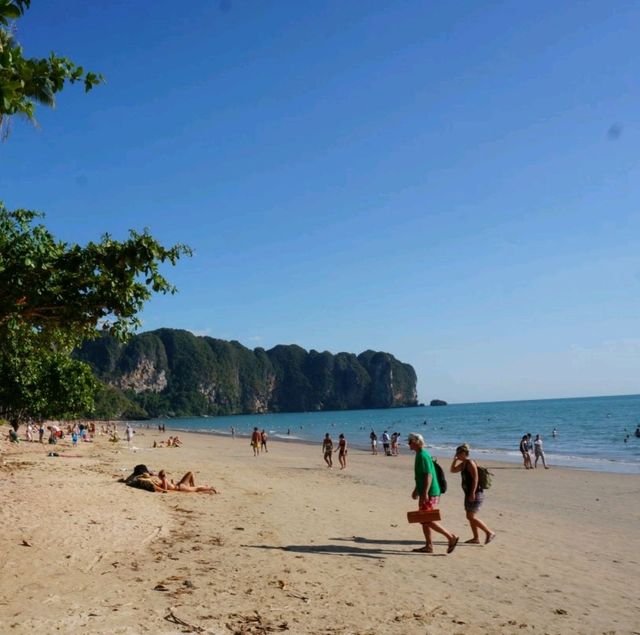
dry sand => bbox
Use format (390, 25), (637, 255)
(1, 427), (639, 634)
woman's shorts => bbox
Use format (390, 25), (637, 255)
(464, 491), (484, 513)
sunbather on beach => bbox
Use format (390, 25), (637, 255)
(157, 469), (218, 494)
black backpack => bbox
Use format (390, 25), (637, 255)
(433, 458), (447, 494)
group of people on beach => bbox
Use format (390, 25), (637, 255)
(250, 427), (268, 456)
(408, 432), (495, 554)
(322, 433), (348, 469)
(519, 433), (549, 469)
(369, 429), (401, 456)
(8, 420), (98, 445)
(153, 436), (182, 448)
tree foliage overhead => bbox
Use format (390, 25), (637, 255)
(0, 204), (191, 343)
(0, 204), (191, 425)
(0, 0), (102, 137)
(0, 4), (191, 428)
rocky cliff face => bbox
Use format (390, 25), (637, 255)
(76, 329), (419, 418)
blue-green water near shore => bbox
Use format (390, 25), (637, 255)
(153, 394), (640, 474)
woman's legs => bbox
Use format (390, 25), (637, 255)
(466, 510), (494, 543)
(177, 472), (195, 487)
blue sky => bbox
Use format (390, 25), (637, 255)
(2, 0), (640, 403)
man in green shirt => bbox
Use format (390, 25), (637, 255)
(408, 432), (458, 554)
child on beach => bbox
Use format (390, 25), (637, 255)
(450, 444), (495, 545)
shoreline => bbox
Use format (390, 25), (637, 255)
(138, 420), (640, 475)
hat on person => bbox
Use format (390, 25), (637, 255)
(407, 432), (424, 445)
(132, 464), (154, 476)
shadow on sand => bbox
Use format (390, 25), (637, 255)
(244, 534), (470, 559)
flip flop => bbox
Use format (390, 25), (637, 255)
(447, 536), (459, 554)
(464, 538), (480, 544)
(412, 545), (433, 553)
(485, 533), (496, 544)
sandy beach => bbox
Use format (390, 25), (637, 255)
(1, 427), (639, 635)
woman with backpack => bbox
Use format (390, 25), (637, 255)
(450, 444), (496, 545)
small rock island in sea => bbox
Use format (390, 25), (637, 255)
(429, 399), (447, 406)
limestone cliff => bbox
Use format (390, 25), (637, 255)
(76, 329), (419, 418)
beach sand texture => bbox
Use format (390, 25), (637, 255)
(1, 430), (639, 634)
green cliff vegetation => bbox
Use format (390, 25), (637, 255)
(75, 329), (419, 419)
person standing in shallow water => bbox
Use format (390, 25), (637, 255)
(322, 433), (333, 468)
(450, 444), (495, 545)
(408, 432), (458, 554)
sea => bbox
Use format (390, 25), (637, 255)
(151, 394), (640, 474)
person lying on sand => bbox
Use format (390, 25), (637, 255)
(156, 469), (218, 494)
(124, 464), (218, 494)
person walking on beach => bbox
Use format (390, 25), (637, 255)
(370, 430), (378, 455)
(534, 434), (549, 469)
(251, 427), (261, 456)
(407, 432), (458, 554)
(391, 432), (400, 456)
(126, 423), (134, 447)
(38, 422), (45, 444)
(335, 433), (348, 469)
(450, 444), (495, 545)
(519, 434), (532, 469)
(261, 429), (268, 453)
(382, 430), (391, 456)
(322, 433), (333, 468)
(230, 426), (235, 439)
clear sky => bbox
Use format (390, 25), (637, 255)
(2, 1), (640, 403)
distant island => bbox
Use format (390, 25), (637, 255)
(75, 329), (419, 419)
(430, 399), (447, 406)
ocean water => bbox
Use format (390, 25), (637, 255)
(154, 394), (640, 474)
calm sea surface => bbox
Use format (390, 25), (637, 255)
(153, 394), (640, 474)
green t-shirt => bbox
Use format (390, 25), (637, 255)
(414, 448), (440, 497)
